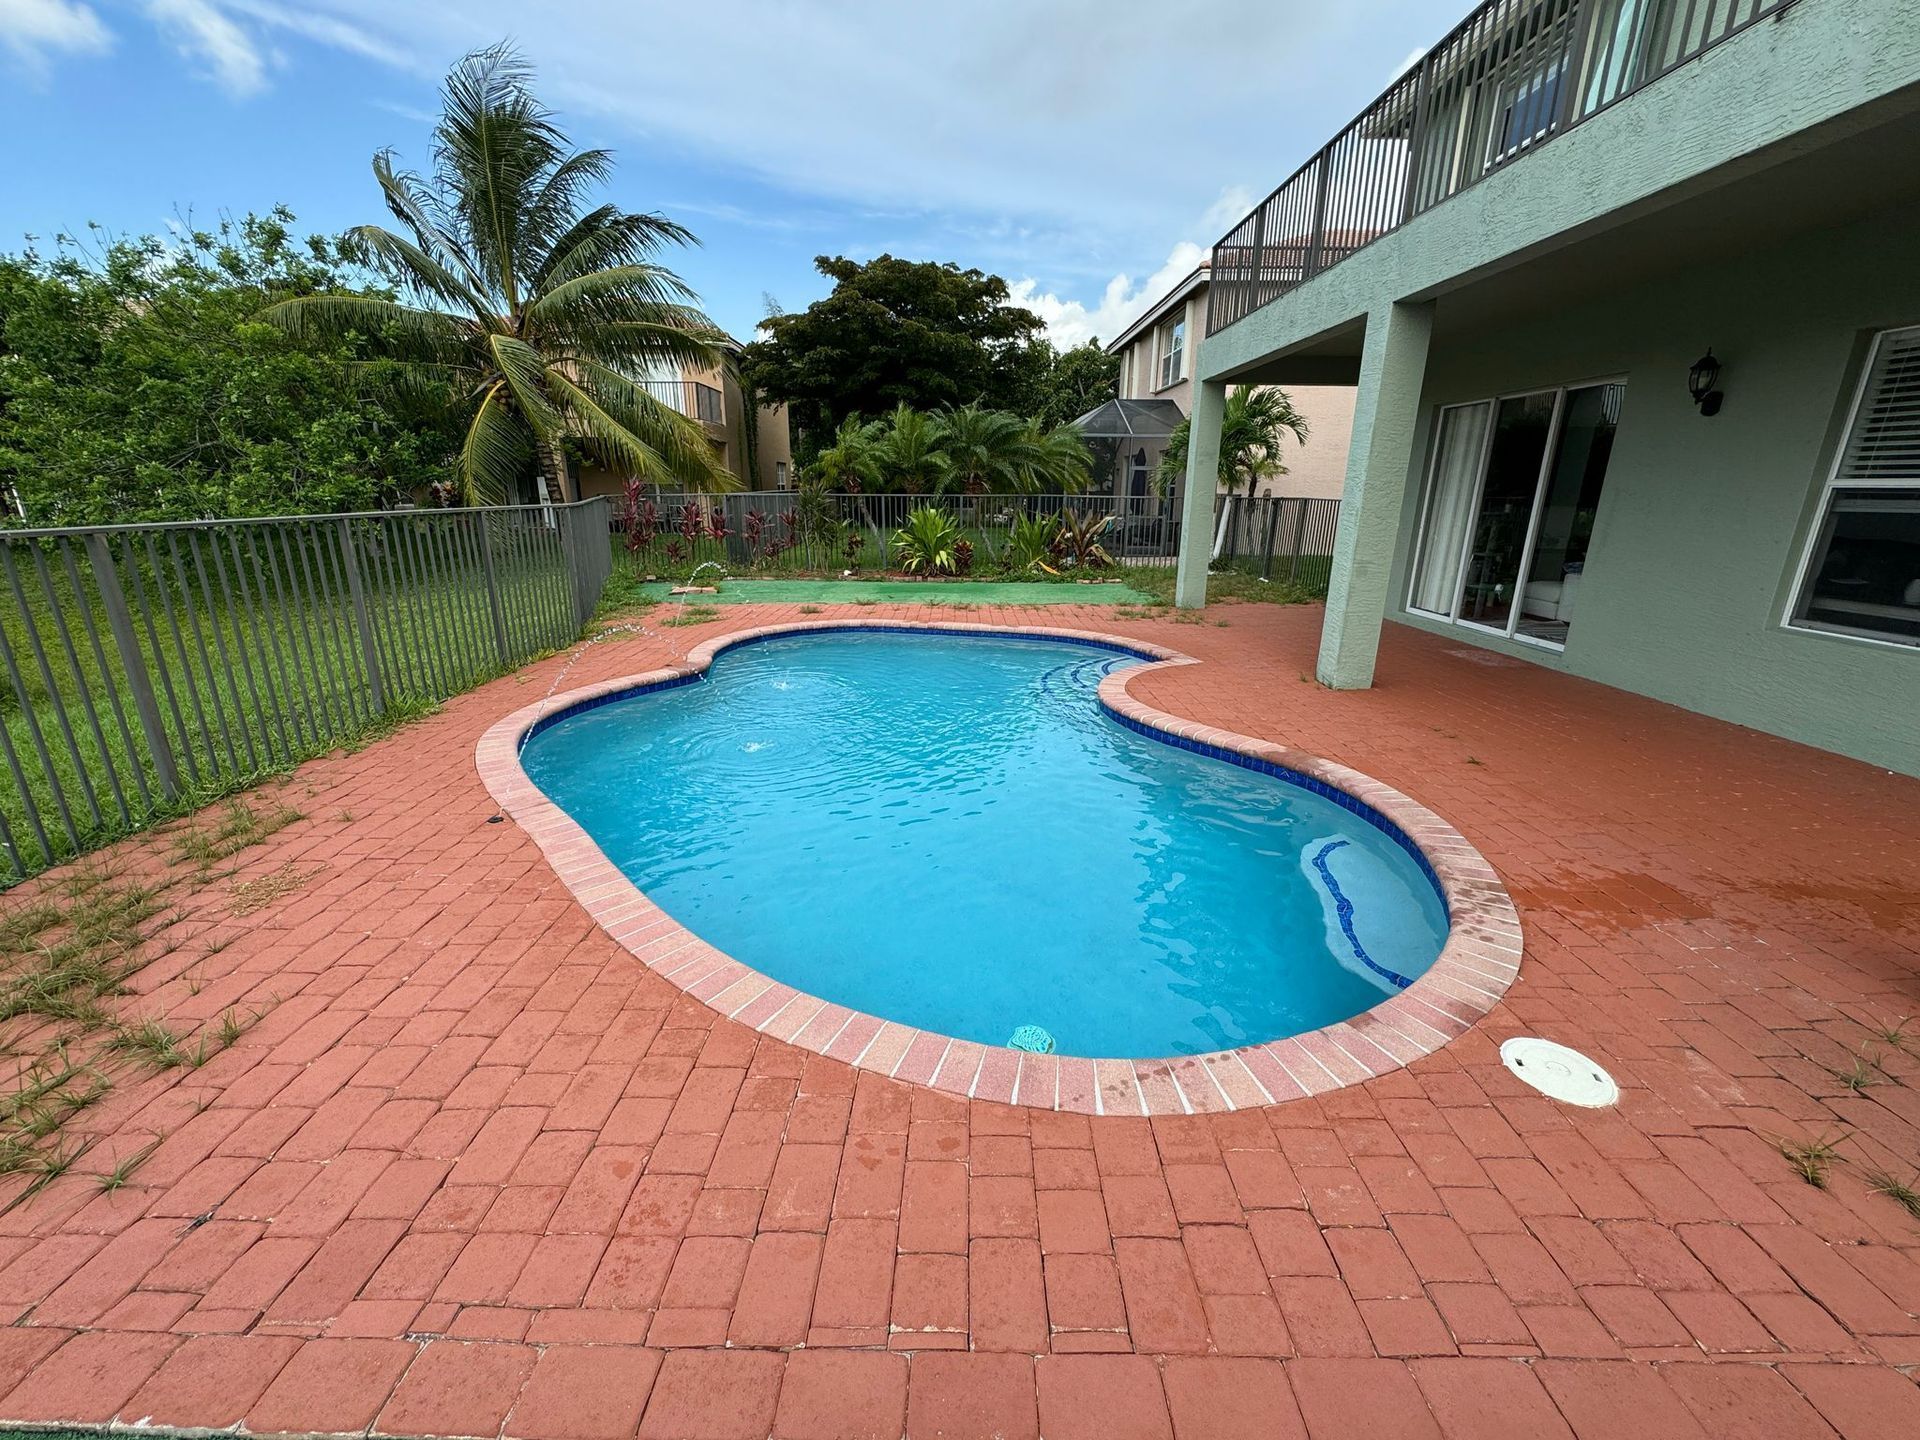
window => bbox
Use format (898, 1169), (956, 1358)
(1787, 326), (1920, 648)
(775, 461), (789, 490)
(1408, 381), (1625, 649)
(1158, 316), (1185, 389)
(1486, 52), (1566, 167)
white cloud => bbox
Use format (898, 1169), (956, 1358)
(238, 1), (1454, 247)
(25, 0), (1464, 322)
(218, 0), (410, 69)
(1008, 240), (1206, 350)
(144, 0), (270, 95)
(0, 0), (111, 71)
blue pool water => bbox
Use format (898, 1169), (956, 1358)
(520, 632), (1449, 1058)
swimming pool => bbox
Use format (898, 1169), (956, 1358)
(517, 629), (1451, 1059)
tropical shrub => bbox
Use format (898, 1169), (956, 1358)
(794, 479), (845, 546)
(806, 403), (1094, 497)
(0, 212), (460, 525)
(1007, 512), (1061, 572)
(892, 506), (963, 575)
(807, 414), (883, 492)
(622, 480), (659, 554)
(1057, 509), (1114, 569)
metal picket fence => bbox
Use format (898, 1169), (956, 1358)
(1212, 495), (1342, 590)
(0, 498), (611, 884)
(612, 491), (1186, 571)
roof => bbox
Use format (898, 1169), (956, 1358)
(1068, 397), (1187, 440)
(1105, 266), (1211, 356)
(1105, 267), (1209, 355)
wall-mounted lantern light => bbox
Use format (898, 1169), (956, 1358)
(1688, 349), (1724, 416)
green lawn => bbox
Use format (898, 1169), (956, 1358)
(2, 518), (576, 885)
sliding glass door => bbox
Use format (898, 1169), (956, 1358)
(1459, 392), (1559, 632)
(1408, 381), (1625, 648)
(1408, 403), (1491, 616)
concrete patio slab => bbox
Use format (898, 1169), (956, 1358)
(0, 600), (1914, 1439)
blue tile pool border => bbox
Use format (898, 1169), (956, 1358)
(479, 618), (1523, 1114)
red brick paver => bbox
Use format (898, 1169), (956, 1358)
(0, 601), (1915, 1438)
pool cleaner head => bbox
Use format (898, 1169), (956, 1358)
(1008, 1025), (1056, 1054)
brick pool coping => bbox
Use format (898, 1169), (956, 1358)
(475, 620), (1523, 1116)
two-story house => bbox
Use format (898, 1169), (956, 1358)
(1173, 0), (1920, 776)
(1100, 266), (1356, 504)
(569, 342), (794, 499)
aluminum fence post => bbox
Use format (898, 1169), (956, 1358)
(336, 518), (387, 714)
(476, 509), (514, 666)
(83, 533), (181, 801)
(1260, 498), (1282, 581)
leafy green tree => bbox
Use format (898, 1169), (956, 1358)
(1158, 387), (1310, 496)
(265, 44), (731, 505)
(1033, 340), (1120, 428)
(742, 255), (1047, 452)
(0, 212), (459, 527)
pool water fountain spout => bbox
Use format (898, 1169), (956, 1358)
(674, 560), (728, 628)
(515, 618), (671, 760)
(512, 563), (734, 771)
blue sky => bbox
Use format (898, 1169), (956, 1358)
(2, 0), (1461, 346)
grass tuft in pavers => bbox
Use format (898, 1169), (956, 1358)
(0, 794), (290, 1208)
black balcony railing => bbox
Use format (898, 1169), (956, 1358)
(639, 379), (726, 425)
(1207, 0), (1796, 336)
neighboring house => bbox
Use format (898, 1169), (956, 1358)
(572, 343), (793, 499)
(1090, 265), (1355, 502)
(1174, 0), (1920, 777)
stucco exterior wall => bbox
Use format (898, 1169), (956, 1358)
(753, 396), (795, 489)
(1262, 383), (1357, 500)
(1386, 198), (1920, 775)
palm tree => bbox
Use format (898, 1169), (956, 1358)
(807, 414), (883, 492)
(263, 44), (732, 505)
(1018, 421), (1095, 493)
(1157, 387), (1309, 496)
(934, 405), (1030, 494)
(875, 404), (948, 493)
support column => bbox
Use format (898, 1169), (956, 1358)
(1173, 377), (1227, 609)
(1317, 300), (1433, 688)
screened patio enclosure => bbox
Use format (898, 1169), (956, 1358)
(1070, 398), (1187, 505)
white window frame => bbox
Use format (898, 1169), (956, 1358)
(1781, 324), (1920, 652)
(1405, 375), (1628, 651)
(1485, 51), (1567, 169)
(1157, 315), (1186, 390)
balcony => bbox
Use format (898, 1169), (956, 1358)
(639, 378), (726, 426)
(1206, 0), (1797, 336)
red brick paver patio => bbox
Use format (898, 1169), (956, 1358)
(0, 601), (1916, 1439)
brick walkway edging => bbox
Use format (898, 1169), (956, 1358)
(474, 620), (1523, 1116)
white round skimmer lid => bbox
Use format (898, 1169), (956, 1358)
(1499, 1037), (1619, 1107)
